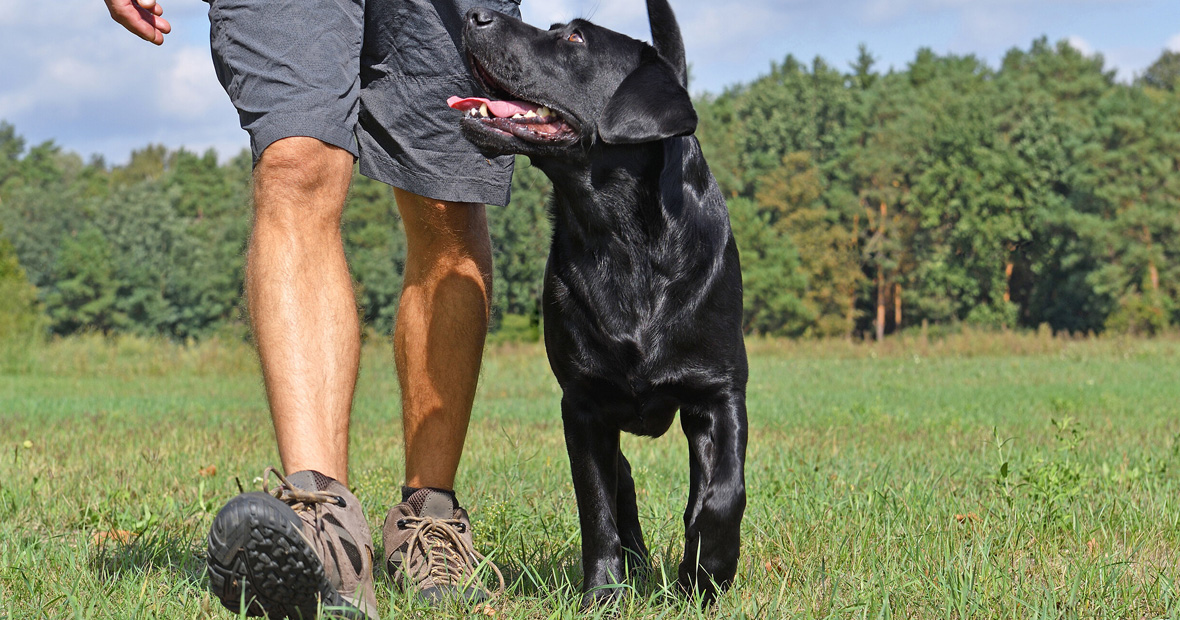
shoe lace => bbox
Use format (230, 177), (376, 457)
(400, 515), (505, 595)
(261, 466), (345, 512)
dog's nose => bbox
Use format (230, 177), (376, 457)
(467, 7), (495, 28)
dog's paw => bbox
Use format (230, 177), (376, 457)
(676, 563), (727, 606)
(579, 584), (628, 610)
(622, 548), (652, 581)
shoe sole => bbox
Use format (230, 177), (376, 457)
(207, 492), (367, 619)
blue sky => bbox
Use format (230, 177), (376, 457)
(1, 0), (1176, 164)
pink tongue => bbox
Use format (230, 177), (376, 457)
(447, 96), (539, 118)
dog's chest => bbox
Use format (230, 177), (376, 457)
(546, 240), (718, 391)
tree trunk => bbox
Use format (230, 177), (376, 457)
(1145, 226), (1160, 292)
(876, 264), (885, 342)
(875, 202), (887, 342)
(848, 214), (860, 339)
(1003, 261), (1014, 303)
(894, 282), (902, 328)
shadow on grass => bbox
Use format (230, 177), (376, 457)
(474, 542), (688, 606)
(87, 527), (207, 591)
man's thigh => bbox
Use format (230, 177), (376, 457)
(207, 0), (363, 162)
(357, 0), (522, 207)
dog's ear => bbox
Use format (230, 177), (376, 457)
(599, 58), (698, 145)
(647, 0), (687, 87)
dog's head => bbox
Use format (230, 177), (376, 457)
(450, 0), (697, 160)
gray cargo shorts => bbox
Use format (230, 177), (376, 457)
(207, 0), (520, 206)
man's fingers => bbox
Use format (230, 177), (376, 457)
(148, 12), (172, 35)
(106, 0), (170, 44)
(139, 0), (165, 17)
(131, 6), (170, 44)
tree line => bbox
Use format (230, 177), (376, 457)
(2, 39), (1179, 344)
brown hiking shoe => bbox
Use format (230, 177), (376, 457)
(207, 468), (378, 619)
(382, 488), (504, 604)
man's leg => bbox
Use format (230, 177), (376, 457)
(207, 137), (379, 619)
(247, 137), (359, 484)
(393, 187), (492, 490)
(380, 189), (503, 603)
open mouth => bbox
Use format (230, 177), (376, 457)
(448, 57), (578, 144)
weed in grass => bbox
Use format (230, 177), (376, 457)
(1020, 415), (1088, 530)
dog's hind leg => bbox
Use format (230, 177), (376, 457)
(677, 392), (748, 603)
(562, 398), (627, 607)
(616, 451), (651, 578)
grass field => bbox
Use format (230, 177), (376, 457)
(3, 331), (1180, 618)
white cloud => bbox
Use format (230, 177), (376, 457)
(1104, 45), (1160, 82)
(679, 2), (787, 63)
(862, 0), (977, 24)
(0, 0), (244, 162)
(519, 0), (574, 27)
(953, 6), (1031, 52)
(0, 0), (105, 27)
(1066, 35), (1095, 56)
(1, 0), (1174, 163)
(0, 42), (133, 120)
(860, 0), (1143, 26)
(158, 46), (224, 120)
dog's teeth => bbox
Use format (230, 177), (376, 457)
(467, 108), (479, 117)
(524, 110), (537, 118)
(537, 106), (552, 118)
(512, 113), (524, 119)
(479, 103), (490, 118)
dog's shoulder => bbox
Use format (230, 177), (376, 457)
(657, 136), (731, 243)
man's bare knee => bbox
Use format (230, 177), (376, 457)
(395, 189), (493, 304)
(395, 188), (483, 242)
(254, 137), (354, 229)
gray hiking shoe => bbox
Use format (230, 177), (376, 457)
(207, 468), (379, 619)
(382, 488), (504, 604)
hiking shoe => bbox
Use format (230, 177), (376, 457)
(382, 488), (504, 604)
(206, 467), (378, 619)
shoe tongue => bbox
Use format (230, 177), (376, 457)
(285, 470), (337, 492)
(409, 488), (457, 519)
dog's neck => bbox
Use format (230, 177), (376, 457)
(535, 141), (667, 246)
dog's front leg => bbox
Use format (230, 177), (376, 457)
(678, 392), (748, 603)
(561, 397), (626, 608)
(616, 451), (651, 577)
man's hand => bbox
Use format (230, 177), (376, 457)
(105, 0), (172, 45)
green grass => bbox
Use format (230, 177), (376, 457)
(4, 332), (1180, 618)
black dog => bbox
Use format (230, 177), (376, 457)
(449, 0), (748, 606)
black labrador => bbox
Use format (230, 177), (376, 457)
(449, 0), (747, 606)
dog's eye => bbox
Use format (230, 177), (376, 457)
(567, 31), (584, 44)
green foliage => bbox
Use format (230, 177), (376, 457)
(728, 197), (812, 336)
(344, 173), (406, 336)
(487, 312), (541, 344)
(1020, 415), (1087, 529)
(488, 157), (551, 325)
(1104, 291), (1171, 336)
(45, 227), (123, 334)
(0, 228), (42, 370)
(1138, 49), (1180, 92)
(3, 34), (1180, 341)
(755, 152), (861, 336)
(696, 36), (1179, 337)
